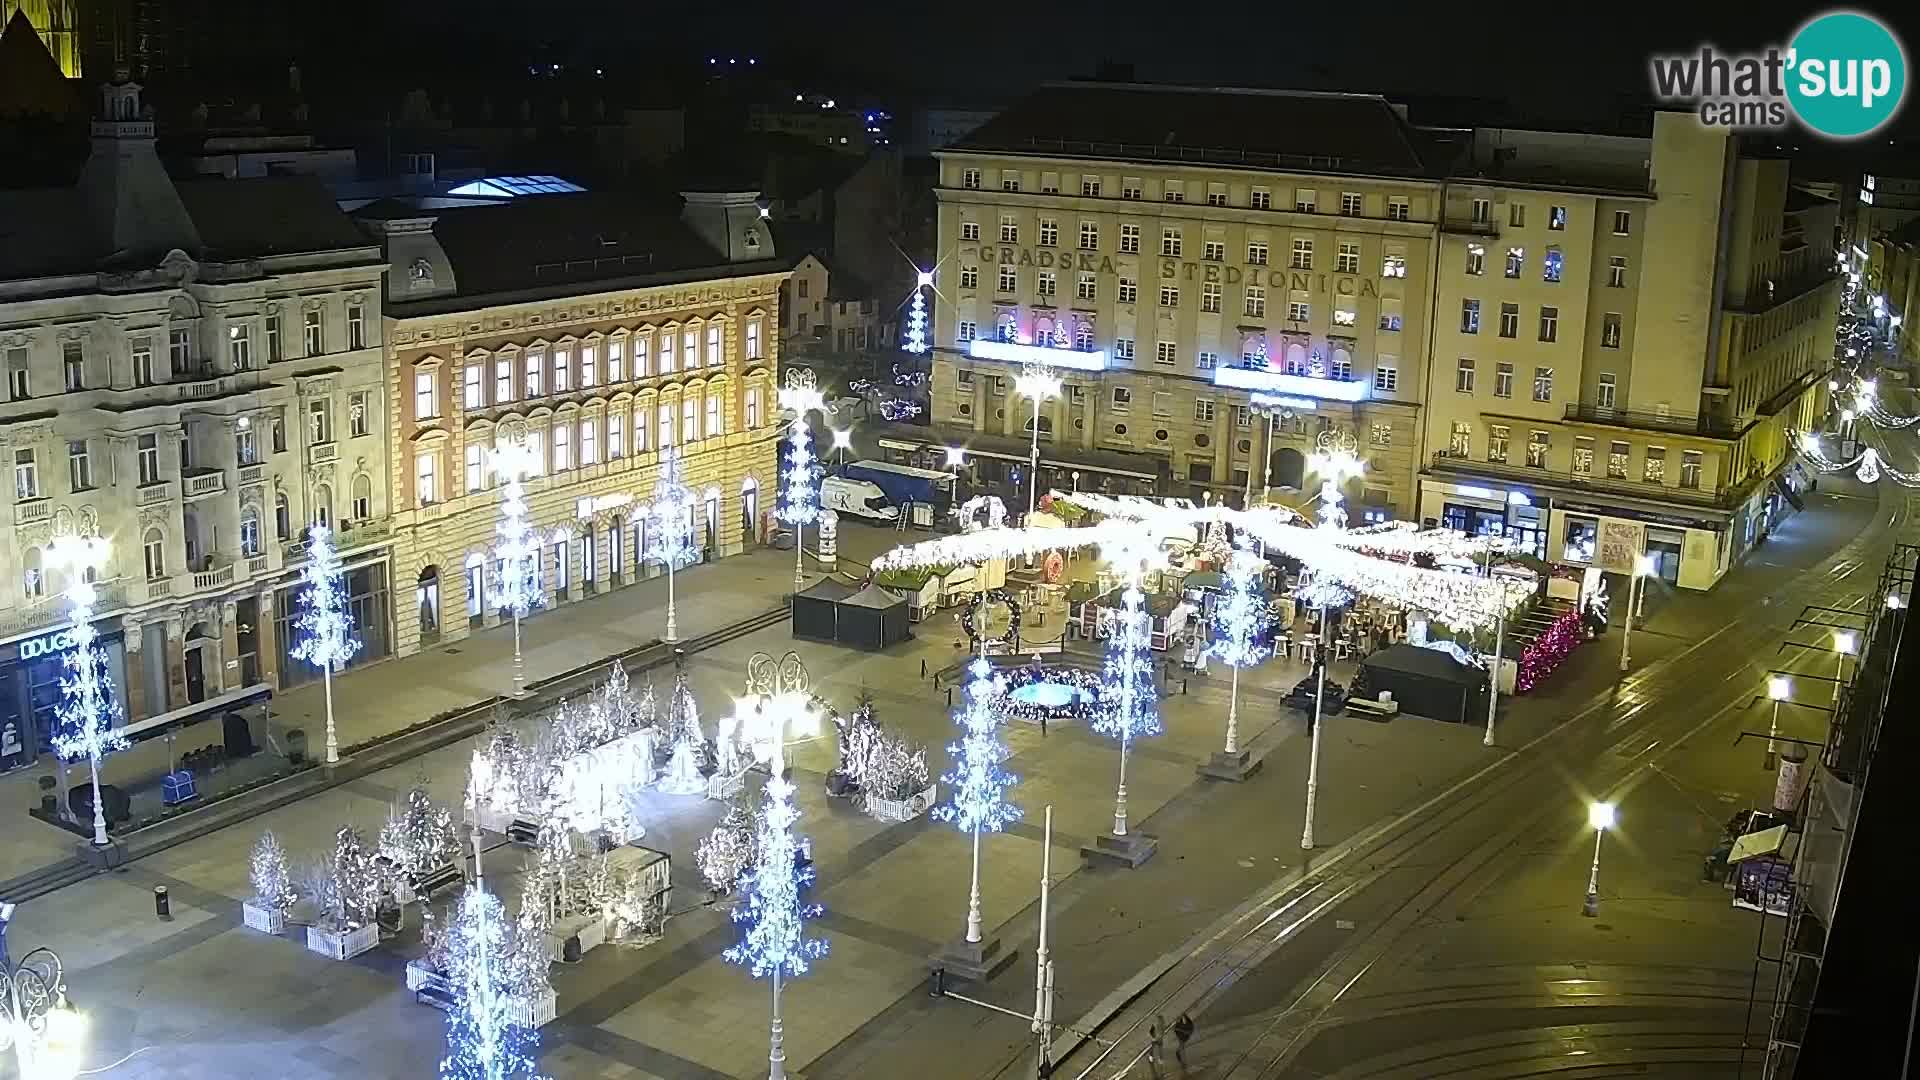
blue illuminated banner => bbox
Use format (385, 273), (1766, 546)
(1212, 366), (1371, 402)
(967, 340), (1109, 371)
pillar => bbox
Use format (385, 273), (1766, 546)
(123, 620), (152, 722)
(254, 590), (281, 689)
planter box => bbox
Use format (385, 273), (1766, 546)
(706, 772), (745, 801)
(392, 880), (418, 906)
(466, 804), (516, 835)
(305, 922), (379, 961)
(511, 985), (558, 1028)
(406, 958), (445, 994)
(865, 783), (937, 824)
(547, 913), (610, 961)
(242, 901), (287, 935)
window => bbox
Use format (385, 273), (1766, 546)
(1290, 238), (1313, 269)
(1387, 196), (1409, 221)
(634, 335), (651, 376)
(1081, 176), (1101, 197)
(144, 529), (165, 580)
(1487, 424), (1509, 463)
(1471, 198), (1491, 223)
(416, 451), (438, 504)
(1379, 307), (1403, 332)
(274, 493), (290, 539)
(1067, 271), (1094, 303)
(1461, 299), (1481, 334)
(1336, 242), (1359, 274)
(1374, 364), (1398, 393)
(1330, 352), (1352, 380)
(1465, 244), (1485, 275)
(658, 404), (674, 448)
(1287, 300), (1310, 322)
(1527, 430), (1549, 468)
(746, 387), (762, 429)
(961, 221), (980, 241)
(1234, 404), (1251, 428)
(1080, 221), (1099, 250)
(1612, 210), (1632, 235)
(1201, 282), (1222, 313)
(1499, 303), (1520, 338)
(1455, 357), (1476, 393)
(345, 391), (366, 437)
(1383, 251), (1407, 278)
(580, 417), (598, 464)
(1197, 350), (1218, 371)
(607, 339), (624, 381)
(1333, 306), (1356, 327)
(168, 330), (191, 374)
(1597, 372), (1617, 409)
(235, 427), (256, 465)
(1538, 306), (1559, 342)
(466, 444), (486, 492)
(1123, 178), (1143, 200)
(1509, 202), (1526, 227)
(998, 264), (1018, 292)
(745, 319), (762, 360)
(1549, 205), (1568, 230)
(265, 316), (282, 362)
(1074, 324), (1094, 351)
(1494, 362), (1514, 398)
(1194, 399), (1216, 422)
(1160, 285), (1180, 308)
(957, 320), (977, 342)
(1154, 341), (1178, 366)
(580, 343), (598, 386)
(1248, 241), (1269, 266)
(525, 349), (545, 396)
(1681, 450), (1703, 489)
(1449, 421), (1472, 456)
(347, 304), (366, 349)
(1505, 247), (1524, 278)
(552, 423), (571, 470)
(1114, 338), (1135, 361)
(1573, 437), (1594, 475)
(960, 266), (981, 290)
(1120, 223), (1141, 253)
(1037, 271), (1057, 297)
(309, 399), (332, 443)
(495, 359), (513, 403)
(1608, 256), (1628, 288)
(1602, 313), (1623, 349)
(1000, 215), (1019, 243)
(415, 369), (437, 419)
(1243, 286), (1265, 317)
(240, 508), (261, 557)
(1542, 247), (1564, 283)
(1117, 276), (1139, 304)
(1151, 391), (1172, 417)
(65, 440), (89, 491)
(663, 331), (683, 374)
(962, 168), (981, 190)
(5, 350), (27, 400)
(1112, 387), (1132, 411)
(1002, 173), (1021, 192)
(303, 309), (323, 355)
(1370, 422), (1393, 447)
(1161, 228), (1182, 257)
(1204, 240), (1225, 262)
(1294, 190), (1316, 213)
(63, 341), (84, 389)
(1207, 186), (1228, 207)
(1162, 181), (1184, 203)
(132, 336), (155, 385)
(1532, 366), (1554, 402)
(609, 411), (625, 458)
(1608, 441), (1629, 479)
(1643, 446), (1666, 483)
(1039, 174), (1059, 194)
(1038, 218), (1059, 247)
(1340, 192), (1363, 216)
(138, 433), (160, 484)
(1251, 187), (1271, 210)
(463, 364), (484, 409)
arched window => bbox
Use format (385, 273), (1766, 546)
(240, 505), (261, 557)
(464, 552), (486, 627)
(21, 545), (44, 598)
(143, 528), (166, 580)
(351, 473), (373, 521)
(1285, 342), (1309, 376)
(274, 492), (291, 540)
(741, 477), (759, 542)
(608, 515), (624, 579)
(417, 565), (441, 642)
(312, 484), (332, 529)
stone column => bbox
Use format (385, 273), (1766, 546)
(254, 590), (281, 689)
(165, 616), (188, 707)
(217, 600), (240, 697)
(123, 620), (151, 722)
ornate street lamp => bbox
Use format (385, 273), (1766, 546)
(1014, 363), (1061, 523)
(0, 946), (85, 1080)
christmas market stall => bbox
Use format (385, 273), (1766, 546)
(791, 579), (856, 643)
(1349, 643), (1489, 725)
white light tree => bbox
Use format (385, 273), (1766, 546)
(903, 270), (931, 355)
(489, 440), (546, 697)
(777, 369), (827, 590)
(933, 658), (1021, 946)
(250, 830), (295, 913)
(1207, 547), (1272, 763)
(657, 660), (705, 795)
(290, 524), (361, 764)
(1093, 542), (1163, 850)
(648, 445), (698, 643)
(440, 886), (545, 1080)
(48, 534), (127, 846)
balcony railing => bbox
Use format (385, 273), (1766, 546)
(192, 563), (235, 591)
(238, 464), (265, 487)
(248, 555), (270, 575)
(309, 442), (338, 464)
(183, 470), (227, 498)
(1441, 216), (1500, 236)
(137, 481), (173, 505)
(1428, 451), (1733, 508)
(14, 497), (50, 524)
(1562, 403), (1743, 439)
(146, 576), (174, 600)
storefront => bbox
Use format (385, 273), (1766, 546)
(272, 560), (393, 690)
(0, 619), (130, 771)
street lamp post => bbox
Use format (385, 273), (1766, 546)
(0, 946), (85, 1080)
(831, 427), (853, 469)
(1764, 675), (1791, 771)
(1015, 363), (1061, 524)
(1299, 431), (1363, 851)
(47, 535), (122, 849)
(1833, 630), (1856, 705)
(1583, 801), (1616, 917)
(1618, 554), (1655, 673)
(488, 440), (544, 697)
(778, 371), (828, 592)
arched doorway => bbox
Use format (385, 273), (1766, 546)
(1271, 447), (1306, 491)
(464, 553), (486, 627)
(741, 477), (760, 547)
(184, 621), (215, 703)
(705, 490), (721, 555)
(417, 565), (441, 645)
(608, 516), (625, 582)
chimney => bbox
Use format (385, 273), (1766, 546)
(680, 190), (774, 263)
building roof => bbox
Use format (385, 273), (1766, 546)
(949, 82), (1439, 178)
(1784, 186), (1838, 213)
(0, 9), (67, 118)
(174, 176), (375, 260)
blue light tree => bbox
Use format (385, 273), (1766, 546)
(1208, 548), (1272, 758)
(291, 524), (361, 764)
(777, 369), (826, 590)
(903, 270), (932, 355)
(933, 658), (1021, 945)
(488, 441), (545, 696)
(440, 886), (544, 1080)
(49, 535), (127, 847)
(1094, 576), (1163, 841)
(648, 445), (698, 643)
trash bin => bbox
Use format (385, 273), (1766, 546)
(154, 885), (170, 918)
(286, 728), (307, 766)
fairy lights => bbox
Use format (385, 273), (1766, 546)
(1208, 548), (1271, 755)
(50, 533), (124, 847)
(292, 524), (361, 764)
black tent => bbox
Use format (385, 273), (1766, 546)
(791, 579), (853, 643)
(1353, 643), (1488, 724)
(835, 584), (912, 651)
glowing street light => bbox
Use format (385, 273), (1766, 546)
(944, 445), (966, 471)
(830, 427), (853, 467)
(1582, 801), (1615, 917)
(1014, 363), (1062, 523)
(1765, 676), (1790, 771)
(1833, 630), (1856, 705)
(1618, 554), (1656, 673)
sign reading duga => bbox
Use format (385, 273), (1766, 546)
(1597, 519), (1647, 574)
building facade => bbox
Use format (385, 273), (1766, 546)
(928, 85), (1836, 591)
(358, 189), (788, 659)
(0, 79), (392, 767)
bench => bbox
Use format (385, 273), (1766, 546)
(1347, 693), (1400, 721)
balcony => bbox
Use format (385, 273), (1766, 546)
(145, 576), (174, 600)
(137, 481), (173, 505)
(248, 555), (271, 576)
(14, 497), (50, 525)
(1563, 403), (1743, 439)
(1428, 451), (1734, 509)
(1441, 215), (1500, 237)
(238, 464), (265, 487)
(309, 442), (338, 465)
(338, 517), (394, 551)
(182, 469), (227, 499)
(192, 563), (235, 591)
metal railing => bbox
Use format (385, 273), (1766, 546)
(1563, 402), (1742, 438)
(1428, 451), (1733, 507)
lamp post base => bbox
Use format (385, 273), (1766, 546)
(1080, 831), (1158, 869)
(1198, 748), (1261, 782)
(1582, 891), (1600, 917)
(930, 934), (1016, 984)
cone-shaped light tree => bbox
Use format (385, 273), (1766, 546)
(1207, 547), (1272, 756)
(439, 886), (545, 1080)
(489, 440), (546, 696)
(648, 445), (698, 643)
(291, 524), (361, 764)
(933, 658), (1021, 944)
(48, 534), (127, 846)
